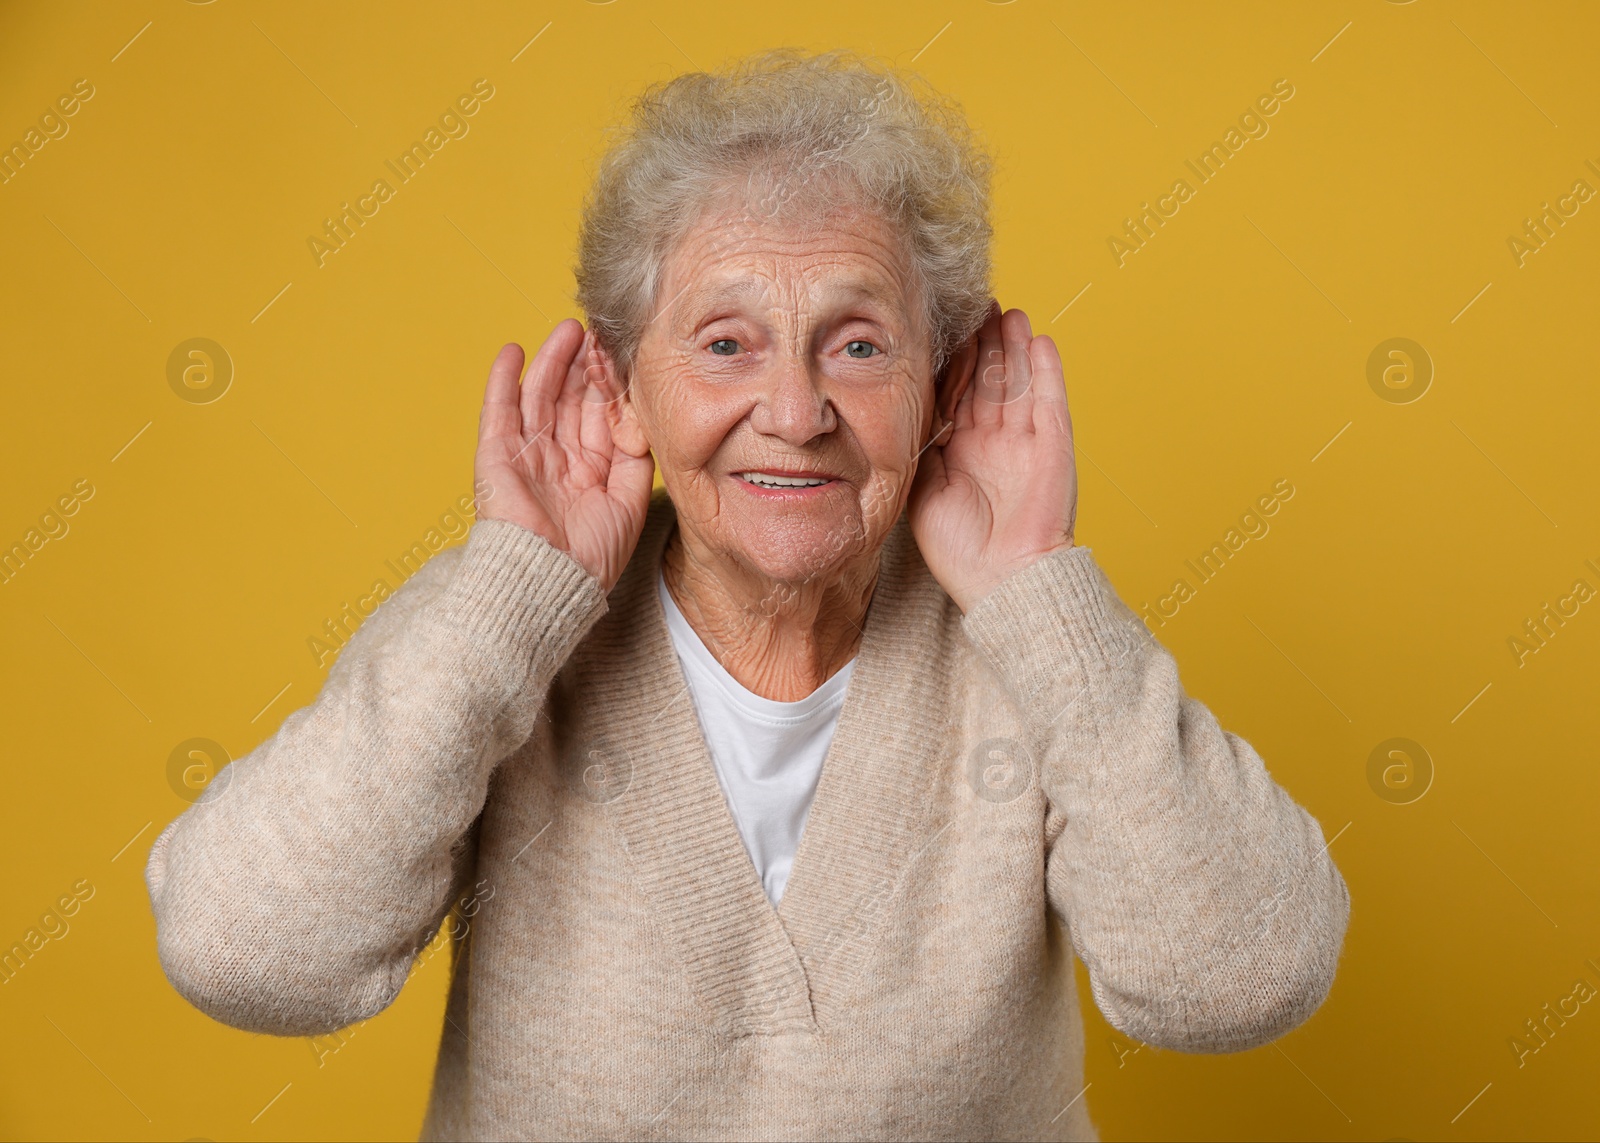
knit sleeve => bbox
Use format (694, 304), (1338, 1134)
(962, 544), (1350, 1053)
(145, 518), (608, 1036)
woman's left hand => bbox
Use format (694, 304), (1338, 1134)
(910, 306), (1078, 613)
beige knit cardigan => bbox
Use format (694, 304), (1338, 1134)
(147, 492), (1349, 1141)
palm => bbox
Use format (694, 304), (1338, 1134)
(474, 320), (654, 591)
(910, 308), (1077, 612)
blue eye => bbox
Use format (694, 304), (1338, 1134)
(844, 340), (879, 359)
(709, 339), (740, 356)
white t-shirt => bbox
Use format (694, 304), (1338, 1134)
(658, 573), (855, 905)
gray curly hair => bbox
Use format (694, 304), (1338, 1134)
(575, 49), (993, 379)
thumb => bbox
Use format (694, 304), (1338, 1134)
(607, 446), (655, 501)
(909, 432), (950, 511)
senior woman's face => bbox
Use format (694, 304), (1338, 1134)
(624, 199), (943, 585)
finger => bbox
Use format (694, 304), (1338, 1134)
(520, 318), (586, 442)
(910, 429), (949, 503)
(1028, 333), (1073, 438)
(579, 337), (618, 459)
(479, 343), (526, 443)
(969, 301), (1005, 428)
(997, 308), (1035, 424)
(554, 329), (592, 456)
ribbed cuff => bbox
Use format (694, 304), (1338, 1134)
(432, 518), (609, 676)
(962, 545), (1148, 706)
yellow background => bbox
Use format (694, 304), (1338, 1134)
(2, 1), (1597, 1139)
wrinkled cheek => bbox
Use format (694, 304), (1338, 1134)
(642, 368), (743, 477)
(852, 381), (929, 527)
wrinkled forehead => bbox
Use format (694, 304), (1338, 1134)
(670, 261), (910, 323)
(655, 183), (925, 333)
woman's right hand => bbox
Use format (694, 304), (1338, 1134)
(474, 319), (654, 592)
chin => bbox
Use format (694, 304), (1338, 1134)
(725, 502), (874, 587)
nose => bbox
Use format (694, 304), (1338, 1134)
(748, 353), (836, 446)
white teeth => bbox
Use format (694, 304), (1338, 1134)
(739, 472), (830, 488)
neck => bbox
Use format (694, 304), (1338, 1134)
(662, 526), (877, 701)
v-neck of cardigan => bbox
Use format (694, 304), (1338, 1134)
(585, 494), (955, 1036)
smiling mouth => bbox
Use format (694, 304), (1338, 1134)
(735, 471), (836, 489)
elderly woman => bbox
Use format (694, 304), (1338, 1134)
(148, 52), (1348, 1141)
